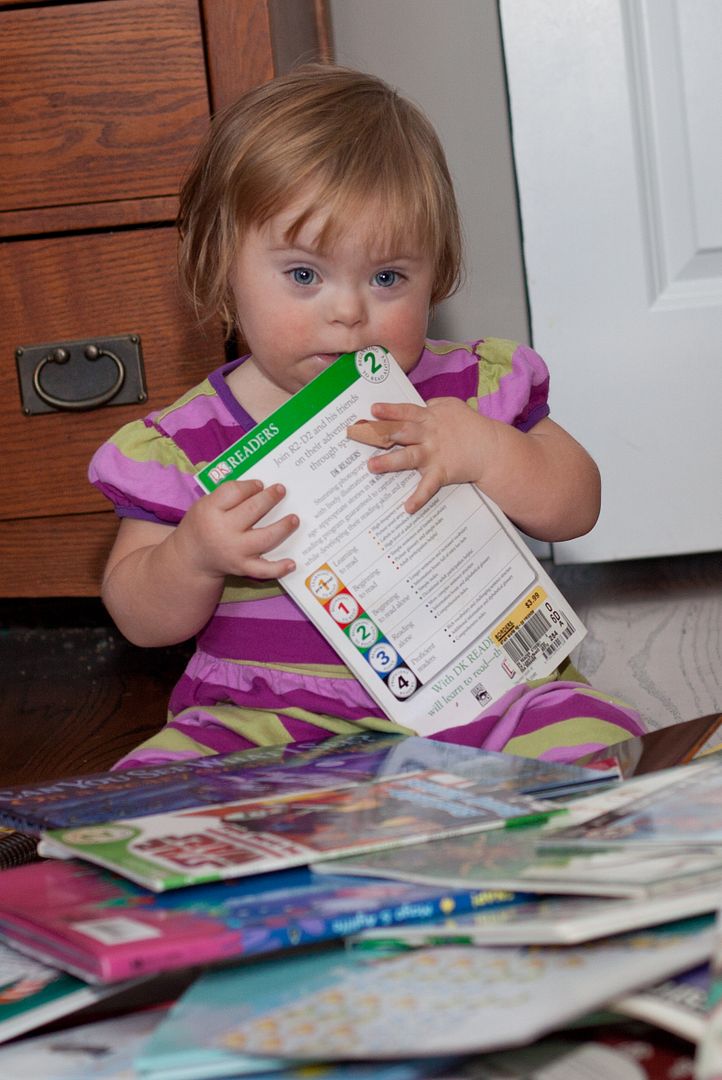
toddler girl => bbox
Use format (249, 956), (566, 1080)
(90, 64), (643, 768)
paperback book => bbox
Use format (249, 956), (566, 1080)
(137, 918), (716, 1062)
(0, 940), (143, 1044)
(0, 857), (521, 984)
(38, 770), (557, 892)
(196, 347), (586, 736)
(315, 771), (722, 899)
(0, 732), (609, 836)
(539, 758), (722, 850)
(347, 889), (722, 949)
(611, 961), (710, 1044)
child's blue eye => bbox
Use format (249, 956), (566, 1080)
(290, 267), (317, 286)
(373, 270), (399, 288)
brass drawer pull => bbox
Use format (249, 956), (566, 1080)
(32, 344), (125, 412)
(15, 334), (147, 416)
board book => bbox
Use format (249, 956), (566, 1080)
(38, 770), (556, 892)
(196, 347), (586, 737)
(0, 858), (521, 984)
(0, 732), (608, 836)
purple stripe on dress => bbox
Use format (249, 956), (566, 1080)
(198, 614), (341, 664)
(217, 595), (307, 621)
(414, 368), (478, 403)
(171, 421), (252, 466)
(209, 358), (258, 429)
(90, 443), (200, 516)
(410, 341), (478, 381)
(168, 653), (381, 720)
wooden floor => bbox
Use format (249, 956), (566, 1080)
(1, 549), (720, 787)
(0, 599), (191, 786)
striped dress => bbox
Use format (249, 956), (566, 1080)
(89, 338), (643, 768)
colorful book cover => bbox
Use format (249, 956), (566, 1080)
(315, 815), (722, 899)
(0, 732), (607, 836)
(38, 771), (556, 892)
(0, 939), (144, 1045)
(538, 759), (722, 850)
(137, 917), (716, 1062)
(136, 951), (459, 1080)
(196, 347), (586, 737)
(0, 858), (521, 985)
(0, 731), (404, 835)
(348, 889), (722, 949)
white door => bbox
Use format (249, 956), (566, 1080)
(500, 0), (722, 563)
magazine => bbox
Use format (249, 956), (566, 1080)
(347, 890), (722, 949)
(0, 858), (521, 985)
(0, 732), (609, 836)
(196, 347), (586, 736)
(38, 771), (557, 892)
(538, 758), (722, 850)
(137, 918), (716, 1062)
(0, 940), (146, 1044)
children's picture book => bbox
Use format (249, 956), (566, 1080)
(0, 1002), (170, 1079)
(538, 758), (722, 850)
(38, 771), (557, 892)
(196, 347), (586, 737)
(0, 732), (610, 836)
(347, 888), (722, 949)
(0, 858), (521, 984)
(137, 951), (463, 1080)
(137, 917), (716, 1062)
(0, 939), (145, 1044)
(315, 814), (722, 899)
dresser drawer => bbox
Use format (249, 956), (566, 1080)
(0, 0), (209, 215)
(2, 227), (223, 522)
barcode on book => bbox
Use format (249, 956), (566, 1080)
(502, 607), (575, 673)
(71, 917), (160, 945)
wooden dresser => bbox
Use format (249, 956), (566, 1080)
(0, 0), (329, 597)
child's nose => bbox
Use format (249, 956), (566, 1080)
(329, 286), (365, 327)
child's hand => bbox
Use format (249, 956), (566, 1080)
(172, 479), (298, 581)
(349, 398), (496, 513)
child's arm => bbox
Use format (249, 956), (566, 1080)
(101, 480), (298, 647)
(348, 399), (600, 542)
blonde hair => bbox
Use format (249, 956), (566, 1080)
(178, 64), (463, 334)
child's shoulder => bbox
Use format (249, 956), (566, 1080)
(413, 337), (548, 388)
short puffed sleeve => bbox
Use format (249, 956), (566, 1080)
(472, 338), (550, 432)
(89, 416), (202, 525)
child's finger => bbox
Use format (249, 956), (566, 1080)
(207, 478), (265, 509)
(404, 470), (442, 514)
(370, 402), (424, 422)
(241, 512), (299, 555)
(347, 419), (399, 449)
(241, 555), (297, 580)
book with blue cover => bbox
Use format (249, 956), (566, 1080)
(0, 857), (520, 984)
(0, 731), (609, 836)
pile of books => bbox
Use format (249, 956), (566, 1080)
(1, 726), (722, 1077)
